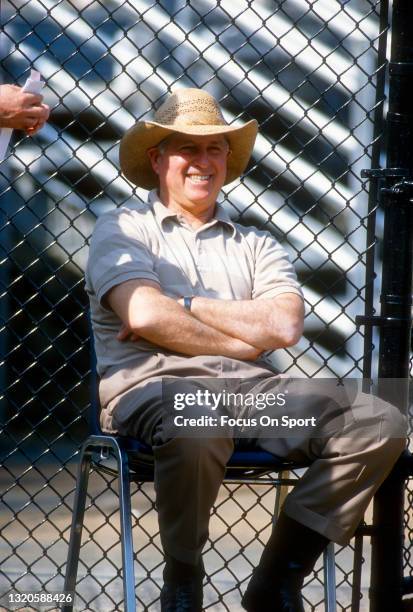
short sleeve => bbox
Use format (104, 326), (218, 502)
(85, 208), (160, 305)
(252, 233), (303, 300)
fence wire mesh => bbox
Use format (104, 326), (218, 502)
(0, 0), (411, 610)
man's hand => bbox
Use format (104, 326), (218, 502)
(0, 84), (50, 133)
(117, 323), (140, 342)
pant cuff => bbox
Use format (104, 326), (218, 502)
(160, 538), (204, 566)
(283, 497), (353, 546)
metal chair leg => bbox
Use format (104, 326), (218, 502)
(273, 471), (337, 612)
(62, 441), (93, 612)
(273, 470), (289, 521)
(351, 532), (364, 612)
(63, 437), (137, 612)
(113, 444), (136, 612)
(324, 542), (337, 612)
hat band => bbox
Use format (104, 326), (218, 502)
(157, 112), (226, 128)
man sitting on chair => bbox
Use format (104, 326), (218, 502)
(85, 88), (406, 612)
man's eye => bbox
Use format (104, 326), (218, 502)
(209, 146), (226, 154)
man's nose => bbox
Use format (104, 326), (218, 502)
(194, 148), (210, 166)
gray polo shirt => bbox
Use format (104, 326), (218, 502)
(85, 191), (303, 409)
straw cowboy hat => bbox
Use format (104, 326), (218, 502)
(119, 88), (258, 190)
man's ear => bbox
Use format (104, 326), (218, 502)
(147, 146), (160, 175)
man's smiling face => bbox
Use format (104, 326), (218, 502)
(147, 133), (230, 217)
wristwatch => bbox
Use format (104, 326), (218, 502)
(183, 296), (193, 312)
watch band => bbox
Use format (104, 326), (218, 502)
(183, 296), (193, 311)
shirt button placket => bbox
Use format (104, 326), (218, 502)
(194, 234), (202, 268)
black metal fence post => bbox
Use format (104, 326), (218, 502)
(369, 2), (413, 610)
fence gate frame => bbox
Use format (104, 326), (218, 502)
(359, 1), (413, 610)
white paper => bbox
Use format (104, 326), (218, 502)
(0, 70), (45, 161)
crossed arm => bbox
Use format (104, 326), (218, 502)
(106, 279), (304, 361)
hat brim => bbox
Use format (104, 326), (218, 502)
(119, 119), (258, 190)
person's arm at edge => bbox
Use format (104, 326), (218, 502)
(185, 293), (304, 350)
(0, 84), (50, 132)
(106, 279), (263, 361)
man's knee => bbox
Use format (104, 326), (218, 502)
(362, 400), (407, 470)
(349, 391), (407, 442)
(383, 435), (407, 463)
(375, 397), (407, 460)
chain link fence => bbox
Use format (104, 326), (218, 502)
(1, 0), (410, 610)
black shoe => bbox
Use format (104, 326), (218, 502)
(160, 581), (203, 612)
(241, 511), (329, 612)
(242, 569), (305, 612)
(161, 555), (204, 612)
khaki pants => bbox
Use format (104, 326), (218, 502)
(102, 355), (407, 565)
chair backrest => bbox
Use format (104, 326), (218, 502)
(88, 328), (102, 436)
(87, 316), (153, 457)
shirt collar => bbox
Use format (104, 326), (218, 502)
(148, 190), (179, 224)
(213, 203), (237, 236)
(148, 189), (237, 237)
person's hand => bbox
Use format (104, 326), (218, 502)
(117, 323), (140, 342)
(25, 102), (49, 134)
(0, 84), (50, 133)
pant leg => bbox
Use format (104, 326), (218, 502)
(257, 390), (406, 545)
(154, 436), (234, 565)
(111, 378), (235, 566)
(111, 373), (406, 552)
